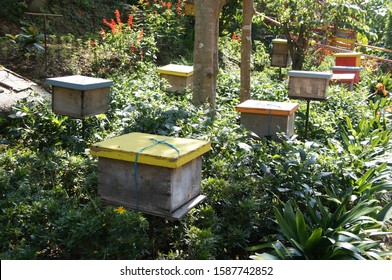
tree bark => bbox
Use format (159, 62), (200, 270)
(240, 0), (254, 102)
(285, 23), (308, 70)
(192, 0), (228, 108)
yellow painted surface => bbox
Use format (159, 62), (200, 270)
(90, 132), (211, 168)
(157, 64), (194, 77)
(236, 100), (299, 116)
(333, 52), (362, 57)
(272, 39), (287, 44)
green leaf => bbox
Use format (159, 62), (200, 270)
(296, 209), (308, 246)
(336, 201), (379, 228)
(299, 148), (307, 161)
(283, 203), (298, 238)
(334, 242), (365, 260)
(274, 205), (296, 241)
(304, 228), (323, 252)
(376, 200), (392, 222)
(238, 142), (252, 152)
(337, 231), (361, 241)
(305, 154), (317, 169)
(260, 163), (271, 175)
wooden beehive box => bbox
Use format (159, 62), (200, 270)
(46, 75), (113, 119)
(332, 66), (362, 83)
(334, 52), (362, 67)
(157, 64), (193, 93)
(90, 132), (211, 220)
(288, 71), (332, 100)
(184, 1), (195, 16)
(271, 39), (291, 67)
(235, 100), (299, 139)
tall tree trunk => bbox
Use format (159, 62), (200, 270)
(240, 0), (254, 102)
(192, 0), (228, 108)
(285, 23), (308, 70)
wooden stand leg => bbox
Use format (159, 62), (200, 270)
(304, 99), (311, 139)
(82, 119), (86, 141)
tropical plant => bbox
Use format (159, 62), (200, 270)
(250, 191), (392, 260)
(6, 26), (45, 53)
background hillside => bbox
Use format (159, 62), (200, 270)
(0, 0), (125, 36)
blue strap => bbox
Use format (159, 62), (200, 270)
(133, 138), (181, 212)
(266, 103), (280, 137)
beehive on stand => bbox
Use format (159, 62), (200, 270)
(157, 64), (193, 93)
(330, 73), (355, 91)
(332, 66), (362, 83)
(288, 71), (333, 100)
(334, 52), (362, 67)
(271, 39), (291, 67)
(235, 100), (299, 139)
(90, 132), (211, 220)
(46, 75), (113, 119)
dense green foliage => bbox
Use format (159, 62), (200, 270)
(0, 0), (392, 260)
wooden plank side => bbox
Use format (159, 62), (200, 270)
(240, 112), (295, 138)
(171, 157), (202, 211)
(271, 54), (290, 67)
(52, 86), (83, 118)
(98, 157), (173, 214)
(160, 74), (193, 93)
(288, 76), (329, 100)
(97, 157), (203, 217)
(82, 87), (110, 117)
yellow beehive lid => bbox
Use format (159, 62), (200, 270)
(157, 64), (194, 77)
(236, 100), (299, 116)
(90, 132), (210, 168)
(272, 39), (288, 44)
(333, 52), (362, 57)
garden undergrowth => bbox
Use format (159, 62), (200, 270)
(0, 1), (392, 260)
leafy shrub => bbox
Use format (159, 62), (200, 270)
(91, 9), (158, 76)
(139, 0), (195, 65)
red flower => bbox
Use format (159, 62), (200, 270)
(167, 2), (172, 9)
(131, 43), (137, 52)
(115, 9), (121, 24)
(128, 14), (134, 28)
(102, 18), (111, 27)
(103, 18), (118, 34)
(110, 19), (117, 33)
(89, 40), (95, 47)
(176, 3), (182, 14)
(232, 32), (241, 42)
